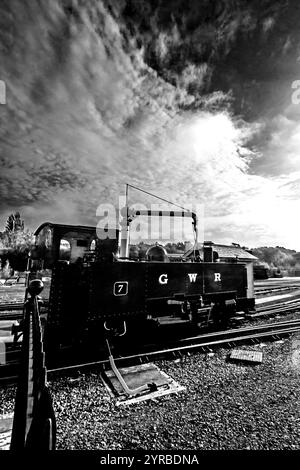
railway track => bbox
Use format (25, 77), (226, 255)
(255, 279), (300, 290)
(0, 302), (24, 312)
(44, 317), (300, 377)
(1, 316), (299, 384)
(1, 294), (300, 383)
(0, 300), (48, 310)
(255, 286), (300, 296)
(0, 300), (48, 320)
(0, 312), (23, 321)
(248, 299), (300, 318)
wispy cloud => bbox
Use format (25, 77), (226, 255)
(0, 1), (300, 249)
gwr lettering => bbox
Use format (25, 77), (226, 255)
(159, 273), (198, 284)
(158, 272), (221, 284)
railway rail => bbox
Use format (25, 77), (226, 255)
(2, 315), (299, 384)
(37, 316), (300, 378)
(1, 297), (300, 380)
(255, 280), (300, 290)
(0, 302), (24, 311)
(255, 286), (300, 296)
(0, 300), (48, 311)
(249, 299), (300, 318)
(0, 300), (48, 321)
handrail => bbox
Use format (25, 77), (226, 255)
(10, 280), (56, 450)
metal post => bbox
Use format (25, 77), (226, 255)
(10, 280), (56, 450)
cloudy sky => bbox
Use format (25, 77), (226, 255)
(1, 0), (300, 249)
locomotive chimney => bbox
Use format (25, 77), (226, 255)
(203, 241), (214, 262)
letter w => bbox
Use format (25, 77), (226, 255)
(188, 273), (197, 282)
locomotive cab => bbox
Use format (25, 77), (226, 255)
(31, 223), (120, 351)
(32, 222), (118, 269)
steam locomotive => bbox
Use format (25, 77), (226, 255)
(30, 208), (255, 352)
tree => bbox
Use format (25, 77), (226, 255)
(5, 212), (24, 233)
(251, 246), (297, 271)
(2, 259), (12, 279)
(1, 212), (33, 271)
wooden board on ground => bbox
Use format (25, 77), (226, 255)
(103, 362), (185, 406)
(229, 349), (263, 364)
(0, 413), (13, 450)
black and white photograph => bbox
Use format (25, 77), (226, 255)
(0, 0), (300, 456)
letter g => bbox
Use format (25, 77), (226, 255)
(159, 274), (168, 285)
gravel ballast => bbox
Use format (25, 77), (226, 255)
(2, 333), (300, 450)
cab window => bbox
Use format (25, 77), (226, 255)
(59, 239), (71, 261)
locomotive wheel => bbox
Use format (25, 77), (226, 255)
(189, 302), (200, 325)
(210, 303), (227, 327)
(181, 301), (191, 320)
(211, 299), (236, 327)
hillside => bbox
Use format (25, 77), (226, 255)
(250, 246), (298, 271)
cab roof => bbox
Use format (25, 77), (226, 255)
(34, 222), (97, 236)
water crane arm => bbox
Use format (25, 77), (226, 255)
(119, 185), (198, 259)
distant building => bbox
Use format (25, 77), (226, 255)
(185, 242), (258, 264)
(185, 242), (258, 299)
